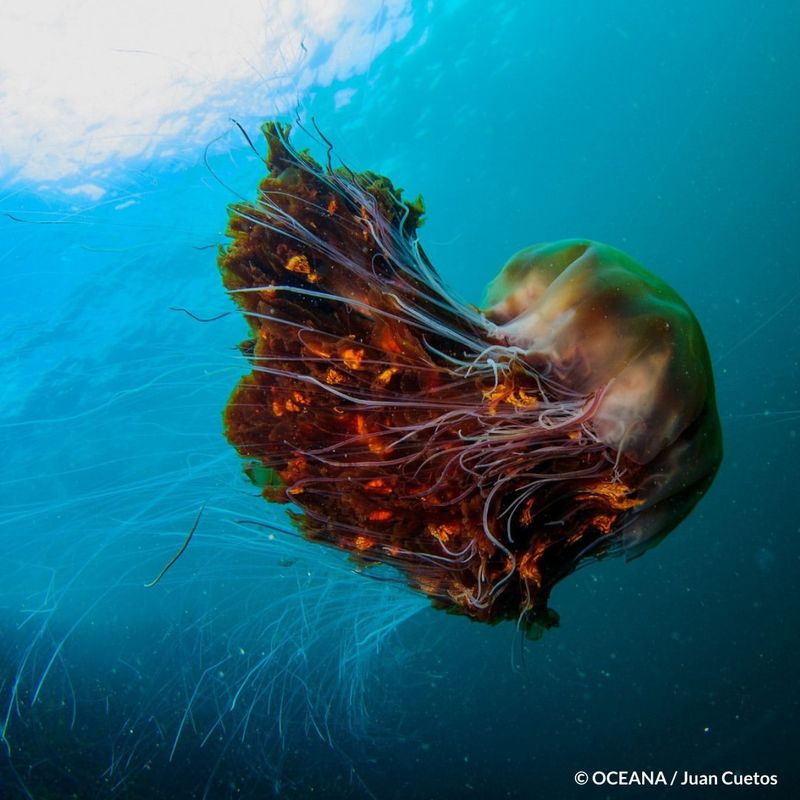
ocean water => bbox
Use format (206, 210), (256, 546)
(1, 1), (798, 798)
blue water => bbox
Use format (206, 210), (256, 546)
(1, 1), (799, 798)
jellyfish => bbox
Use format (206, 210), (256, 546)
(219, 122), (722, 634)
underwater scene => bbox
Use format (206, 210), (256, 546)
(0, 1), (798, 798)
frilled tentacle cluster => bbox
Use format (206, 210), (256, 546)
(220, 123), (647, 633)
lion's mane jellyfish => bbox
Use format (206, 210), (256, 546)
(219, 123), (722, 634)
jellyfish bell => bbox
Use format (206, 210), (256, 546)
(485, 240), (723, 556)
(220, 122), (722, 634)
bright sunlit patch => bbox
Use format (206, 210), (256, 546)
(0, 0), (412, 195)
(333, 87), (358, 108)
